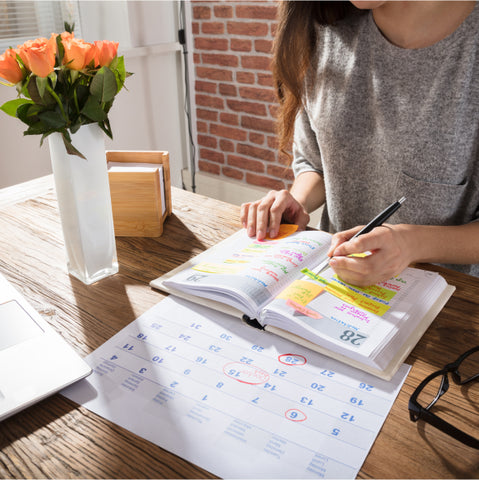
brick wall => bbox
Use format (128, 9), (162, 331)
(191, 1), (294, 191)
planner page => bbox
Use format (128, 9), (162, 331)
(62, 296), (409, 479)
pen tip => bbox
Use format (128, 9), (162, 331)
(398, 196), (406, 204)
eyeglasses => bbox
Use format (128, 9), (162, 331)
(408, 345), (479, 449)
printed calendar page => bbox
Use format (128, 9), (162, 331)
(62, 296), (409, 479)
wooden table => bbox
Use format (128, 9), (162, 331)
(0, 176), (478, 479)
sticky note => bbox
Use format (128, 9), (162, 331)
(286, 298), (322, 319)
(264, 224), (298, 240)
(277, 279), (324, 306)
(301, 268), (391, 316)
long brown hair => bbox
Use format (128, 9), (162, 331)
(272, 1), (357, 159)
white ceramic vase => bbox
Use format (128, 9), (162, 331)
(48, 123), (118, 284)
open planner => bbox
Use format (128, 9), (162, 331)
(151, 226), (455, 380)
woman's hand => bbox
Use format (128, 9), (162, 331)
(240, 189), (310, 240)
(327, 224), (414, 287)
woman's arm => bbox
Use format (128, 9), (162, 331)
(240, 170), (326, 240)
(328, 221), (479, 286)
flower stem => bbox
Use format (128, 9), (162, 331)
(46, 83), (68, 123)
(73, 88), (80, 114)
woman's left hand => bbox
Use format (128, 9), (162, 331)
(327, 224), (414, 287)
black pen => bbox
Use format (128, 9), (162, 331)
(313, 196), (406, 275)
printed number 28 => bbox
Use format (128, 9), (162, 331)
(340, 330), (366, 346)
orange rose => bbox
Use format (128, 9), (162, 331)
(18, 34), (57, 77)
(93, 40), (119, 67)
(0, 48), (23, 84)
(62, 32), (95, 70)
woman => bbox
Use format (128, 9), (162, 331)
(240, 1), (479, 286)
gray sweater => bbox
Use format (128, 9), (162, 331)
(293, 6), (479, 277)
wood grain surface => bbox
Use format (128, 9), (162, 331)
(0, 179), (478, 479)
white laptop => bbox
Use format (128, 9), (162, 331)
(0, 272), (92, 421)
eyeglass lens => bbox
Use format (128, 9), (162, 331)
(455, 347), (479, 383)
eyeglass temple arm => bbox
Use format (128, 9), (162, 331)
(417, 408), (479, 449)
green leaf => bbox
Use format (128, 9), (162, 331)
(75, 84), (89, 108)
(38, 110), (67, 129)
(81, 95), (107, 122)
(16, 103), (41, 125)
(24, 122), (47, 135)
(48, 71), (57, 90)
(64, 21), (75, 34)
(89, 66), (117, 103)
(55, 34), (64, 65)
(112, 56), (126, 92)
(61, 132), (86, 159)
(69, 120), (84, 134)
(28, 77), (56, 106)
(98, 118), (113, 139)
(0, 98), (34, 117)
(36, 76), (48, 99)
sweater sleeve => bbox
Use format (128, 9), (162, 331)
(292, 108), (323, 178)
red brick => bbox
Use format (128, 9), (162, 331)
(196, 94), (224, 110)
(267, 135), (279, 150)
(241, 115), (276, 133)
(192, 22), (200, 35)
(227, 21), (268, 37)
(202, 53), (239, 68)
(269, 104), (279, 117)
(227, 99), (267, 116)
(193, 52), (201, 64)
(195, 80), (217, 94)
(197, 121), (208, 133)
(258, 72), (274, 87)
(193, 6), (211, 19)
(211, 123), (248, 141)
(255, 39), (273, 54)
(196, 66), (233, 82)
(202, 22), (224, 34)
(241, 55), (272, 71)
(231, 38), (252, 52)
(246, 172), (286, 190)
(219, 83), (237, 96)
(236, 71), (255, 84)
(199, 160), (221, 175)
(198, 134), (217, 149)
(220, 139), (235, 152)
(222, 166), (244, 180)
(196, 108), (218, 121)
(246, 172), (285, 190)
(220, 112), (239, 126)
(228, 154), (265, 173)
(195, 37), (229, 51)
(249, 132), (265, 145)
(267, 164), (294, 180)
(214, 5), (233, 18)
(237, 143), (275, 162)
(236, 5), (278, 20)
(239, 86), (275, 103)
(200, 148), (225, 164)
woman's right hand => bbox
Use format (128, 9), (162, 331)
(240, 189), (310, 240)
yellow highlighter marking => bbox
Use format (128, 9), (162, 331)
(193, 262), (246, 275)
(301, 268), (394, 316)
